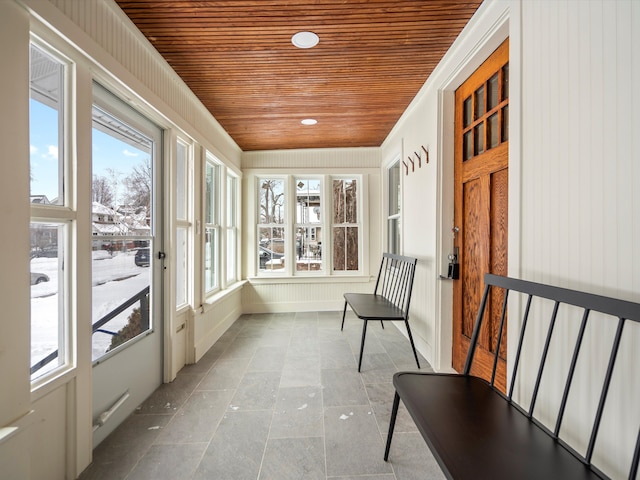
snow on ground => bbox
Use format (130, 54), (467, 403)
(31, 249), (151, 369)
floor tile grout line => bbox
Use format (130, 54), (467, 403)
(256, 317), (293, 480)
(189, 319), (257, 479)
(88, 312), (438, 480)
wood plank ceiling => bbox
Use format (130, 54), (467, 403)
(115, 1), (483, 151)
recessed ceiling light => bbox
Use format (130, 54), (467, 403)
(292, 31), (319, 49)
(301, 118), (317, 126)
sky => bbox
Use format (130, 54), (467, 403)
(30, 99), (148, 204)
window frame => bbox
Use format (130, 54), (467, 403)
(330, 175), (362, 274)
(175, 137), (192, 310)
(387, 159), (402, 255)
(225, 172), (240, 285)
(29, 39), (75, 386)
(203, 151), (221, 295)
(255, 173), (365, 278)
(256, 176), (288, 275)
(294, 176), (324, 274)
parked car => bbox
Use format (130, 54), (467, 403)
(30, 272), (50, 285)
(259, 246), (284, 269)
(135, 247), (150, 267)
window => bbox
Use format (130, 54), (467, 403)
(462, 63), (509, 161)
(204, 154), (220, 293)
(225, 174), (239, 283)
(175, 139), (191, 308)
(256, 175), (362, 276)
(387, 160), (401, 254)
(295, 178), (323, 272)
(91, 84), (158, 362)
(258, 178), (286, 272)
(29, 43), (71, 381)
(332, 177), (359, 271)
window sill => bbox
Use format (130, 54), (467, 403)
(202, 280), (246, 310)
(31, 365), (77, 402)
(247, 275), (372, 285)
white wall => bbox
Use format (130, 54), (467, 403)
(381, 0), (639, 477)
(517, 1), (640, 477)
(380, 0), (511, 371)
(0, 3), (33, 479)
(0, 0), (244, 477)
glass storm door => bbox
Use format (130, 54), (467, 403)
(90, 84), (164, 446)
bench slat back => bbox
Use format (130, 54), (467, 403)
(465, 274), (640, 479)
(374, 253), (417, 317)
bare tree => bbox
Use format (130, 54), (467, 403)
(123, 158), (152, 211)
(92, 175), (114, 206)
(105, 167), (123, 207)
(260, 180), (284, 224)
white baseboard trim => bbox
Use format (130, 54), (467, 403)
(242, 299), (345, 314)
(193, 306), (241, 362)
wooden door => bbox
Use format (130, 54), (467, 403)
(453, 39), (509, 391)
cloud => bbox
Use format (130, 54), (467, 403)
(30, 145), (38, 155)
(123, 149), (138, 157)
(41, 145), (58, 160)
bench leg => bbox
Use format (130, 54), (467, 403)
(341, 301), (348, 331)
(405, 320), (420, 369)
(358, 320), (368, 372)
(384, 391), (400, 461)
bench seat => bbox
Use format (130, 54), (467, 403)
(341, 253), (420, 372)
(343, 292), (405, 320)
(393, 372), (600, 480)
(384, 274), (640, 479)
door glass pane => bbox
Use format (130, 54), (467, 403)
(463, 96), (473, 128)
(462, 130), (473, 162)
(474, 123), (485, 155)
(474, 85), (485, 119)
(502, 64), (509, 100)
(487, 113), (499, 149)
(91, 238), (151, 360)
(502, 105), (509, 142)
(30, 223), (65, 378)
(91, 105), (154, 361)
(487, 73), (499, 110)
(463, 130), (473, 161)
(30, 45), (64, 206)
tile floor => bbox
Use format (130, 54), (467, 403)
(79, 311), (446, 480)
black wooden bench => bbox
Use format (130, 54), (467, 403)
(384, 273), (640, 479)
(341, 253), (420, 372)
